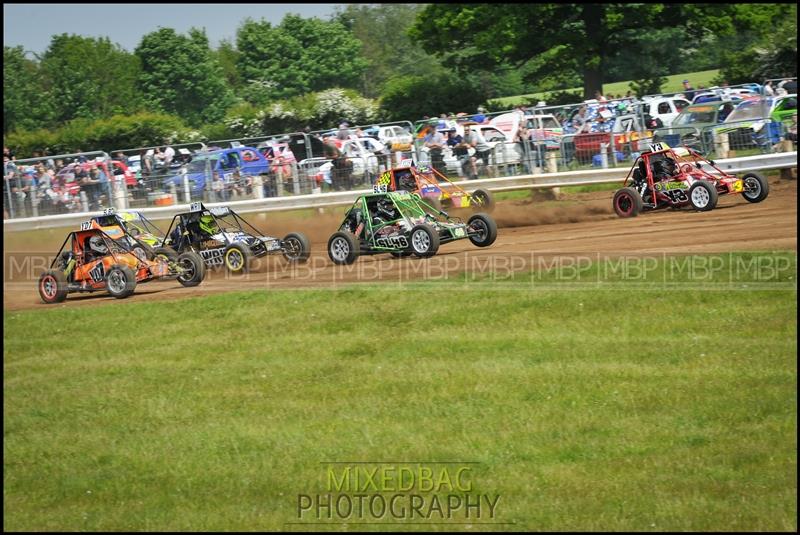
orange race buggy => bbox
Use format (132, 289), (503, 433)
(37, 228), (205, 304)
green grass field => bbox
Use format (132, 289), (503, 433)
(4, 252), (796, 531)
(491, 69), (721, 107)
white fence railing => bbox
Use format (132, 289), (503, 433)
(3, 151), (796, 232)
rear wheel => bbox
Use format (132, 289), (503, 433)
(328, 232), (359, 265)
(176, 251), (205, 287)
(38, 269), (68, 304)
(471, 188), (495, 212)
(467, 213), (498, 247)
(131, 244), (149, 262)
(741, 172), (769, 203)
(613, 187), (643, 218)
(224, 243), (251, 274)
(106, 265), (137, 299)
(282, 232), (311, 263)
(409, 224), (440, 258)
(688, 181), (718, 211)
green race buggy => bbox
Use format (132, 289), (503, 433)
(327, 187), (497, 265)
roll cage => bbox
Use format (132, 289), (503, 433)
(49, 229), (137, 270)
(163, 203), (270, 249)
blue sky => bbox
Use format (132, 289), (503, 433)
(3, 3), (343, 54)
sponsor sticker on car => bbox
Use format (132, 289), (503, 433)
(731, 180), (744, 192)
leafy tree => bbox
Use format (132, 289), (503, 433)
(3, 46), (53, 134)
(213, 39), (243, 92)
(236, 14), (368, 103)
(409, 4), (760, 99)
(379, 72), (485, 121)
(38, 34), (143, 124)
(135, 28), (234, 127)
(711, 3), (797, 84)
(333, 4), (446, 97)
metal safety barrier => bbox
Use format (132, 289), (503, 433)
(4, 151), (795, 232)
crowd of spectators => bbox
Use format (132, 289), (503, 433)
(4, 146), (114, 218)
(5, 78), (797, 218)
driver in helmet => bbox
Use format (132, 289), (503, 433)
(198, 214), (219, 236)
(185, 213), (218, 242)
(86, 234), (109, 261)
(373, 197), (397, 225)
(652, 156), (678, 182)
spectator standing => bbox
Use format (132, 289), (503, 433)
(161, 145), (175, 168)
(786, 113), (797, 144)
(113, 151), (130, 166)
(514, 124), (537, 173)
(681, 80), (696, 102)
(463, 125), (493, 179)
(424, 127), (446, 176)
(74, 164), (92, 208)
(336, 123), (351, 141)
(472, 106), (488, 124)
(763, 80), (775, 97)
(571, 106), (590, 134)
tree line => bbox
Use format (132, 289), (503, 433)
(4, 3), (796, 154)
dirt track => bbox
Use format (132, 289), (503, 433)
(4, 178), (796, 311)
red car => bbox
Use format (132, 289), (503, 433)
(612, 142), (769, 217)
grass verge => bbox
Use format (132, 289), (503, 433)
(3, 252), (797, 531)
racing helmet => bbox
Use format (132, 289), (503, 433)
(198, 214), (218, 235)
(88, 235), (108, 255)
(377, 197), (395, 215)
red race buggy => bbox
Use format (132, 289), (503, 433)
(612, 142), (769, 217)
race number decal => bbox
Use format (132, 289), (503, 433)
(373, 184), (388, 194)
(375, 236), (409, 248)
(102, 207), (116, 215)
(190, 202), (203, 212)
(80, 221), (92, 230)
(649, 142), (667, 152)
(89, 262), (105, 283)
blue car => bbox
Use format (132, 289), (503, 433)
(165, 147), (271, 195)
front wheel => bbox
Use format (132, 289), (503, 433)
(106, 265), (137, 299)
(688, 181), (718, 211)
(38, 269), (68, 304)
(176, 251), (205, 287)
(409, 224), (440, 258)
(328, 232), (359, 265)
(613, 187), (643, 218)
(224, 243), (252, 274)
(471, 188), (495, 212)
(282, 232), (311, 263)
(741, 172), (769, 203)
(467, 213), (498, 247)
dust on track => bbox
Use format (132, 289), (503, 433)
(4, 178), (796, 311)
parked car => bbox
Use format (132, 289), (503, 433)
(164, 146), (270, 195)
(654, 101), (748, 152)
(636, 96), (691, 127)
(571, 114), (651, 164)
(375, 125), (414, 152)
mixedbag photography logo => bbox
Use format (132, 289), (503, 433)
(293, 461), (504, 525)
